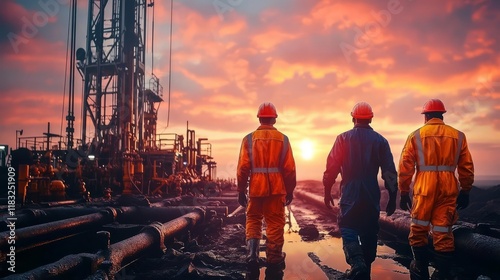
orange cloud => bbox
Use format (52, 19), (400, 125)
(1, 0), (500, 179)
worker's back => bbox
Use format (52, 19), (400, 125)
(404, 118), (474, 197)
(337, 124), (394, 184)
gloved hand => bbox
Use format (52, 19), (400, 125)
(324, 194), (335, 209)
(457, 190), (469, 210)
(400, 194), (412, 211)
(386, 191), (397, 216)
(285, 193), (293, 206)
(238, 192), (247, 207)
(324, 185), (335, 209)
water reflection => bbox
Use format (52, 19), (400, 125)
(256, 219), (410, 279)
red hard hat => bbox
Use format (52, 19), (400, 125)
(421, 99), (446, 114)
(351, 102), (373, 119)
(257, 102), (278, 118)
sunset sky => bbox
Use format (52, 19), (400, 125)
(1, 0), (499, 182)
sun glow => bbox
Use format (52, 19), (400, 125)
(299, 139), (315, 161)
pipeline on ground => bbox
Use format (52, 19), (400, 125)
(294, 189), (500, 267)
(2, 208), (206, 279)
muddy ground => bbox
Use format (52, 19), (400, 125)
(124, 180), (500, 280)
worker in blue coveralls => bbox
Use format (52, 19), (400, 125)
(322, 102), (398, 280)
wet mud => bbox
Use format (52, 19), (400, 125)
(45, 181), (500, 279)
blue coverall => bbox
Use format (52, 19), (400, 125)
(323, 123), (398, 264)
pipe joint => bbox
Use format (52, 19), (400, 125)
(24, 208), (47, 219)
(207, 209), (217, 221)
(182, 207), (205, 227)
(192, 206), (206, 220)
(100, 207), (118, 221)
(141, 222), (166, 254)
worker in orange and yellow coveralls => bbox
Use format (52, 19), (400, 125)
(237, 102), (296, 279)
(398, 99), (474, 280)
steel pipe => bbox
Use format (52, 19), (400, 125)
(2, 253), (103, 280)
(227, 205), (245, 218)
(159, 195), (238, 206)
(107, 209), (204, 275)
(41, 199), (84, 207)
(378, 211), (412, 240)
(109, 206), (225, 224)
(453, 226), (500, 267)
(294, 188), (500, 268)
(3, 209), (205, 279)
(0, 205), (217, 263)
(294, 189), (331, 209)
(0, 208), (116, 254)
(1, 207), (105, 230)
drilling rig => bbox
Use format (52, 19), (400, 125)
(0, 3), (234, 278)
(76, 0), (218, 198)
(77, 0), (157, 196)
(12, 0), (219, 203)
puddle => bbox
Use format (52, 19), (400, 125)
(256, 212), (409, 280)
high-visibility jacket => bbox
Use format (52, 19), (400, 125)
(399, 118), (474, 197)
(237, 125), (296, 197)
(323, 123), (398, 231)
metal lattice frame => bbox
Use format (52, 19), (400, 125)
(81, 0), (147, 162)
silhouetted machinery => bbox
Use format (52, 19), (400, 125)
(9, 0), (219, 204)
(0, 1), (233, 276)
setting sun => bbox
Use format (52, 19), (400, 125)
(299, 139), (315, 161)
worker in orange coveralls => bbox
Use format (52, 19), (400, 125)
(323, 102), (398, 280)
(398, 99), (474, 280)
(237, 102), (296, 279)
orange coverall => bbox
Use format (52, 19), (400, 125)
(237, 125), (296, 263)
(398, 118), (474, 252)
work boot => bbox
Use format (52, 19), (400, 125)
(410, 246), (430, 280)
(246, 238), (260, 269)
(364, 263), (371, 280)
(265, 252), (285, 280)
(267, 252), (286, 270)
(265, 266), (284, 280)
(430, 251), (459, 280)
(245, 266), (260, 280)
(343, 242), (369, 280)
(361, 236), (377, 280)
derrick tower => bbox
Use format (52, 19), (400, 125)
(78, 0), (162, 193)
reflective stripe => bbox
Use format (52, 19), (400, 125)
(432, 225), (451, 233)
(412, 217), (451, 232)
(419, 165), (455, 172)
(253, 167), (280, 173)
(454, 132), (464, 192)
(280, 135), (289, 168)
(415, 129), (426, 167)
(414, 128), (457, 172)
(411, 218), (430, 227)
(246, 133), (254, 171)
(454, 132), (464, 166)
